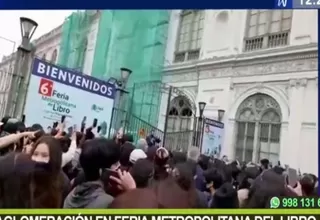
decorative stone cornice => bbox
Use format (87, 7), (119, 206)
(164, 43), (318, 72)
(163, 56), (317, 83)
(289, 78), (308, 89)
(301, 122), (317, 129)
(162, 49), (318, 83)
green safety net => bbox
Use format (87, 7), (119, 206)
(92, 10), (170, 127)
(58, 10), (170, 128)
(58, 11), (91, 71)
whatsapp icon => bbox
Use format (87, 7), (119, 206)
(270, 197), (280, 208)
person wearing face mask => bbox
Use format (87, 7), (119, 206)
(29, 136), (65, 208)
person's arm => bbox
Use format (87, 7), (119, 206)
(71, 148), (82, 168)
(0, 132), (31, 149)
(61, 139), (77, 167)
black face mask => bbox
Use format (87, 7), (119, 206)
(34, 161), (51, 173)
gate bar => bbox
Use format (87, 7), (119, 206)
(162, 86), (172, 148)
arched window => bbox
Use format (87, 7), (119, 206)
(51, 49), (57, 64)
(174, 10), (205, 63)
(42, 53), (46, 60)
(235, 93), (281, 164)
(166, 96), (194, 151)
(167, 96), (193, 132)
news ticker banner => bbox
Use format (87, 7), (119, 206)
(274, 0), (320, 8)
(0, 209), (319, 220)
(270, 196), (320, 208)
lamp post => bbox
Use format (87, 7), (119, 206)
(5, 17), (38, 118)
(120, 67), (132, 89)
(197, 101), (206, 148)
(108, 67), (132, 132)
(118, 67), (132, 127)
(218, 109), (225, 122)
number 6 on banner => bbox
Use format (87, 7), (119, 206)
(38, 78), (53, 96)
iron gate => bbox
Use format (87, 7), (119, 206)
(109, 81), (200, 152)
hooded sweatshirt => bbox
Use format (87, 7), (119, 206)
(63, 181), (113, 208)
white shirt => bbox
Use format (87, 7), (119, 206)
(61, 139), (77, 168)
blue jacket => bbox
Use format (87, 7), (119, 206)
(195, 165), (206, 192)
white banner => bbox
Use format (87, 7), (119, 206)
(24, 58), (116, 136)
(201, 118), (224, 157)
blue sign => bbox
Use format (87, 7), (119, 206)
(31, 58), (116, 99)
(24, 58), (115, 136)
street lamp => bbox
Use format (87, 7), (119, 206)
(107, 67), (132, 89)
(218, 109), (225, 122)
(120, 67), (132, 87)
(20, 17), (38, 52)
(107, 67), (132, 132)
(198, 101), (206, 118)
(196, 101), (206, 148)
(5, 17), (38, 118)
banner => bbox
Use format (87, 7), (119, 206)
(0, 209), (318, 220)
(23, 58), (116, 136)
(200, 118), (224, 157)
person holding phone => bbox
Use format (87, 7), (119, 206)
(64, 138), (123, 208)
(53, 119), (78, 168)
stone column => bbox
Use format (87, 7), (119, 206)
(222, 81), (236, 159)
(222, 119), (236, 158)
(284, 78), (307, 168)
(252, 122), (259, 163)
(279, 121), (289, 163)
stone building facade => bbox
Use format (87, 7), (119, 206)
(162, 10), (318, 173)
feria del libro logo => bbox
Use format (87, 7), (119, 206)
(38, 78), (74, 114)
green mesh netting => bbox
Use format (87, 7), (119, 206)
(58, 11), (91, 70)
(58, 10), (170, 128)
(92, 10), (169, 127)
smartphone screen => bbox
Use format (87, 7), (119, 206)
(81, 116), (87, 124)
(21, 115), (26, 123)
(80, 123), (85, 133)
(92, 118), (98, 128)
(53, 122), (58, 129)
(67, 126), (73, 136)
(287, 168), (298, 187)
(81, 116), (87, 133)
(61, 115), (66, 123)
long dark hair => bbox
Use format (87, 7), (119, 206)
(30, 136), (63, 208)
(0, 153), (35, 208)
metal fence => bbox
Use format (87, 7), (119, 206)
(0, 69), (22, 119)
(108, 107), (205, 152)
(0, 49), (35, 120)
(108, 107), (164, 142)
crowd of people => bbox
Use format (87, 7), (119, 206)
(0, 116), (318, 208)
